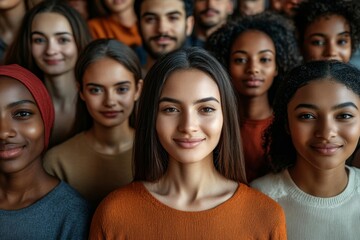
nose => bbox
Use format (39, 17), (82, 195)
(324, 42), (339, 59)
(104, 91), (116, 107)
(246, 59), (260, 74)
(314, 117), (337, 140)
(177, 110), (198, 133)
(158, 18), (170, 34)
(45, 39), (60, 56)
(0, 116), (16, 140)
(206, 0), (215, 8)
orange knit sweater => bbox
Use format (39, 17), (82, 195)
(89, 182), (287, 239)
(88, 17), (142, 47)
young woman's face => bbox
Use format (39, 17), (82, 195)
(238, 0), (265, 16)
(0, 77), (44, 174)
(303, 14), (352, 63)
(31, 12), (78, 77)
(103, 0), (134, 13)
(229, 30), (277, 99)
(0, 0), (23, 10)
(287, 79), (360, 171)
(80, 57), (142, 128)
(156, 69), (223, 165)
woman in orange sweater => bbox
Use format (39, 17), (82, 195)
(89, 47), (287, 239)
(88, 0), (141, 48)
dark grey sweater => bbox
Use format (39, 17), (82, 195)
(0, 181), (91, 240)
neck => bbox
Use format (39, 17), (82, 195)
(0, 2), (26, 45)
(0, 159), (59, 210)
(157, 156), (227, 200)
(288, 162), (349, 197)
(85, 120), (134, 154)
(110, 8), (137, 28)
(238, 94), (272, 120)
(44, 72), (78, 101)
(194, 23), (222, 41)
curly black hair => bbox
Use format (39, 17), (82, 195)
(294, 0), (360, 54)
(206, 10), (301, 104)
(265, 60), (360, 172)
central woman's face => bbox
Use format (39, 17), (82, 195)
(0, 77), (44, 175)
(31, 12), (78, 77)
(156, 69), (223, 165)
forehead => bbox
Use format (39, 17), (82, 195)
(161, 69), (220, 99)
(306, 14), (350, 34)
(31, 12), (73, 34)
(0, 76), (34, 103)
(232, 30), (275, 51)
(289, 79), (359, 107)
(83, 57), (136, 85)
(140, 0), (185, 16)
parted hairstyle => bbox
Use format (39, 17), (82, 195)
(294, 0), (360, 54)
(265, 60), (360, 172)
(134, 0), (193, 20)
(206, 11), (301, 104)
(133, 47), (247, 183)
(75, 39), (143, 129)
(5, 0), (92, 80)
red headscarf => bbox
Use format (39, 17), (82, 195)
(0, 64), (55, 150)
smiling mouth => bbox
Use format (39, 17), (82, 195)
(100, 111), (122, 118)
(44, 59), (63, 65)
(0, 146), (24, 159)
(173, 138), (205, 149)
(311, 144), (342, 155)
(243, 79), (263, 87)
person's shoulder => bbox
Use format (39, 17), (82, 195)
(235, 184), (286, 225)
(250, 170), (289, 200)
(348, 166), (360, 192)
(44, 133), (85, 158)
(88, 17), (107, 26)
(239, 183), (282, 208)
(98, 182), (144, 206)
(52, 181), (90, 209)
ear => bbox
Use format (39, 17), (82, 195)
(185, 16), (195, 36)
(134, 79), (144, 101)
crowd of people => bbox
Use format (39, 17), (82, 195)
(1, 0), (360, 239)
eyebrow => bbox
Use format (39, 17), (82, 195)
(31, 31), (73, 36)
(158, 97), (220, 104)
(85, 81), (132, 87)
(142, 10), (182, 18)
(231, 49), (275, 55)
(294, 102), (358, 110)
(8, 100), (36, 108)
(308, 31), (351, 38)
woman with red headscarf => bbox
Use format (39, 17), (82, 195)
(0, 64), (91, 239)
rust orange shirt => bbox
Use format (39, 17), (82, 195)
(89, 182), (287, 239)
(88, 17), (142, 47)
